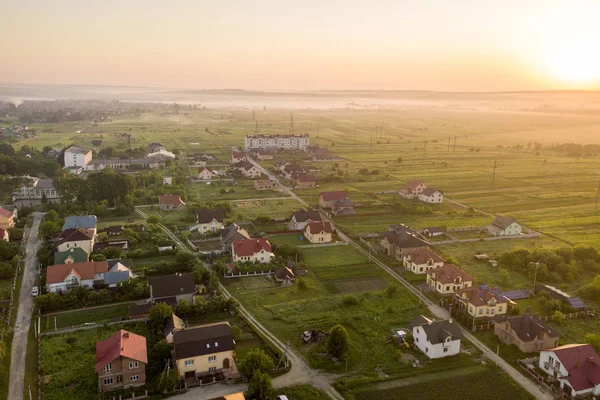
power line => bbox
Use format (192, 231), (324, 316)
(453, 136), (457, 153)
(491, 159), (497, 190)
(596, 179), (600, 210)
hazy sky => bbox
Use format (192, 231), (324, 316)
(1, 0), (600, 91)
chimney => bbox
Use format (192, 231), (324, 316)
(533, 313), (540, 321)
(525, 306), (531, 315)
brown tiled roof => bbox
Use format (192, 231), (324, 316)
(174, 322), (235, 360)
(159, 195), (185, 206)
(46, 261), (108, 284)
(492, 216), (517, 229)
(320, 191), (347, 202)
(427, 264), (473, 285)
(149, 273), (195, 298)
(497, 313), (559, 342)
(549, 344), (600, 391)
(0, 207), (14, 218)
(95, 330), (147, 372)
(305, 221), (332, 235)
(405, 180), (424, 191)
(232, 151), (246, 159)
(232, 238), (272, 257)
(56, 228), (94, 245)
(455, 284), (510, 306)
(296, 174), (316, 183)
(403, 248), (444, 265)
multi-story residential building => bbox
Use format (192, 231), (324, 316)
(244, 134), (310, 152)
(12, 176), (61, 207)
(454, 284), (513, 318)
(95, 330), (147, 392)
(46, 261), (108, 292)
(64, 146), (93, 168)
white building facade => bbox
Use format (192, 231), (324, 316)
(244, 134), (310, 151)
(64, 146), (93, 167)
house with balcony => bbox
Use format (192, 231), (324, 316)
(409, 315), (463, 359)
(539, 344), (600, 397)
(402, 247), (445, 274)
(454, 284), (513, 318)
(46, 261), (108, 292)
(95, 330), (147, 392)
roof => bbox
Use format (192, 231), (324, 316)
(93, 241), (128, 252)
(95, 330), (147, 372)
(568, 297), (587, 309)
(173, 322), (235, 360)
(62, 215), (97, 231)
(382, 231), (429, 249)
(56, 228), (94, 245)
(36, 178), (55, 189)
(501, 289), (530, 300)
(403, 247), (444, 265)
(405, 180), (424, 190)
(455, 284), (510, 306)
(275, 266), (295, 280)
(409, 315), (464, 344)
(296, 174), (316, 183)
(492, 216), (518, 229)
(305, 221), (332, 234)
(53, 247), (89, 265)
(159, 195), (186, 207)
(66, 146), (91, 154)
(232, 151), (246, 158)
(0, 207), (14, 218)
(46, 261), (108, 284)
(220, 223), (250, 244)
(498, 313), (559, 342)
(198, 167), (212, 174)
(547, 344), (600, 391)
(196, 208), (224, 224)
(149, 273), (195, 298)
(427, 264), (474, 285)
(164, 314), (185, 338)
(320, 191), (347, 202)
(107, 258), (133, 271)
(104, 270), (131, 285)
(421, 187), (442, 196)
(332, 198), (354, 208)
(232, 238), (272, 257)
(291, 210), (322, 223)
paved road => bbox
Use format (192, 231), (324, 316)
(8, 212), (44, 400)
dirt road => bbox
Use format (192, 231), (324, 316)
(8, 212), (44, 400)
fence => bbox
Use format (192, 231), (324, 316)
(433, 232), (539, 245)
(4, 225), (28, 326)
(470, 310), (594, 332)
(224, 270), (274, 279)
(297, 242), (347, 249)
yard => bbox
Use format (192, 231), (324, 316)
(39, 302), (136, 333)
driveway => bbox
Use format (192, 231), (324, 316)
(8, 211), (45, 400)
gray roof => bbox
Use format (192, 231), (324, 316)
(104, 270), (131, 285)
(409, 316), (464, 344)
(173, 323), (234, 360)
(382, 231), (429, 249)
(421, 187), (442, 196)
(149, 273), (195, 298)
(66, 146), (91, 154)
(220, 223), (250, 245)
(196, 208), (224, 224)
(107, 258), (133, 270)
(291, 210), (322, 223)
(62, 215), (97, 231)
(497, 313), (559, 342)
(492, 216), (518, 229)
(36, 179), (55, 189)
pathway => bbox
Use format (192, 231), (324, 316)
(8, 212), (44, 400)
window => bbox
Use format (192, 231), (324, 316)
(129, 361), (139, 369)
(498, 306), (503, 312)
(415, 337), (419, 342)
(184, 360), (194, 366)
(209, 356), (216, 362)
(103, 377), (114, 386)
(425, 347), (429, 353)
(130, 375), (139, 382)
(478, 309), (483, 315)
(443, 347), (449, 353)
(206, 343), (211, 349)
(214, 342), (219, 348)
(103, 363), (112, 373)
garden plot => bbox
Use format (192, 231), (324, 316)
(328, 277), (387, 294)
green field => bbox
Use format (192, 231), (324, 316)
(39, 303), (135, 332)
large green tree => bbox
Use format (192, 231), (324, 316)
(327, 324), (350, 360)
(239, 348), (275, 377)
(246, 370), (275, 400)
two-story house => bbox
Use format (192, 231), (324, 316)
(241, 164), (262, 179)
(0, 207), (15, 229)
(148, 272), (196, 305)
(197, 167), (213, 180)
(173, 322), (237, 379)
(494, 309), (560, 353)
(231, 151), (247, 164)
(220, 223), (251, 251)
(418, 188), (444, 204)
(380, 230), (429, 259)
(454, 284), (513, 318)
(319, 191), (348, 209)
(486, 216), (521, 236)
(539, 344), (600, 397)
(288, 210), (322, 231)
(56, 228), (95, 254)
(62, 215), (97, 236)
(294, 174), (317, 189)
(426, 264), (474, 295)
(192, 208), (224, 234)
(158, 195), (186, 211)
(46, 261), (108, 292)
(232, 238), (274, 264)
(399, 180), (427, 199)
(304, 221), (333, 244)
(95, 330), (147, 392)
(53, 247), (89, 265)
(409, 315), (463, 359)
(402, 247), (445, 274)
(254, 180), (274, 191)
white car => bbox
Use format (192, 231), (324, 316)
(31, 286), (39, 297)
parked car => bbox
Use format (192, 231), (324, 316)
(31, 286), (39, 297)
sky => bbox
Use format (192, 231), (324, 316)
(1, 0), (600, 92)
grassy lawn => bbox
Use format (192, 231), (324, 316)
(276, 385), (331, 400)
(39, 303), (135, 332)
(546, 313), (600, 345)
(269, 233), (310, 247)
(233, 198), (305, 221)
(96, 212), (146, 229)
(472, 330), (528, 366)
(190, 179), (287, 202)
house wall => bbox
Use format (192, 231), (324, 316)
(305, 230), (332, 244)
(97, 356), (146, 392)
(289, 217), (310, 231)
(427, 276), (472, 295)
(494, 321), (559, 353)
(57, 239), (93, 254)
(198, 171), (212, 180)
(539, 350), (599, 396)
(412, 325), (461, 359)
(418, 192), (444, 204)
(196, 220), (224, 234)
(0, 214), (15, 229)
(175, 350), (237, 377)
(175, 293), (195, 305)
(404, 258), (444, 274)
(296, 181), (315, 189)
(319, 197), (333, 209)
(65, 150), (92, 168)
(243, 167), (261, 178)
(232, 247), (274, 264)
(467, 301), (507, 318)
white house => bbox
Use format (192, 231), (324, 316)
(241, 164), (262, 179)
(191, 208), (224, 234)
(409, 315), (463, 359)
(197, 167), (213, 180)
(231, 151), (247, 164)
(288, 210), (322, 231)
(402, 247), (445, 274)
(399, 180), (427, 199)
(539, 344), (600, 397)
(486, 216), (522, 236)
(56, 228), (95, 254)
(232, 238), (274, 264)
(64, 146), (93, 168)
(418, 188), (443, 204)
(46, 261), (108, 293)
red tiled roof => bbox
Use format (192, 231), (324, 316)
(46, 261), (108, 284)
(57, 228), (94, 245)
(427, 263), (473, 285)
(405, 180), (424, 191)
(95, 330), (147, 373)
(320, 191), (346, 202)
(232, 151), (246, 159)
(549, 344), (600, 391)
(296, 174), (316, 183)
(0, 207), (13, 218)
(455, 284), (510, 307)
(404, 247), (444, 264)
(232, 238), (272, 257)
(198, 167), (211, 174)
(159, 195), (185, 206)
(305, 221), (332, 235)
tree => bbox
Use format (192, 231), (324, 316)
(158, 369), (179, 392)
(0, 262), (13, 279)
(176, 299), (191, 316)
(327, 324), (350, 360)
(239, 348), (275, 377)
(246, 370), (275, 400)
(552, 310), (565, 325)
(584, 333), (600, 352)
(498, 269), (510, 286)
(0, 241), (19, 261)
(148, 303), (173, 334)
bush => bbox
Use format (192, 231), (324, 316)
(246, 370), (275, 400)
(0, 262), (13, 279)
(341, 295), (359, 306)
(239, 348), (275, 377)
(327, 324), (349, 360)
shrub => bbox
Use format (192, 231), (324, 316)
(327, 324), (349, 360)
(341, 295), (359, 307)
(239, 348), (275, 377)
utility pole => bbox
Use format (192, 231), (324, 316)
(453, 136), (457, 153)
(255, 120), (258, 131)
(423, 142), (427, 161)
(491, 159), (497, 190)
(596, 180), (600, 210)
(290, 113), (294, 131)
(370, 131), (373, 153)
(448, 136), (451, 153)
(531, 261), (540, 293)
